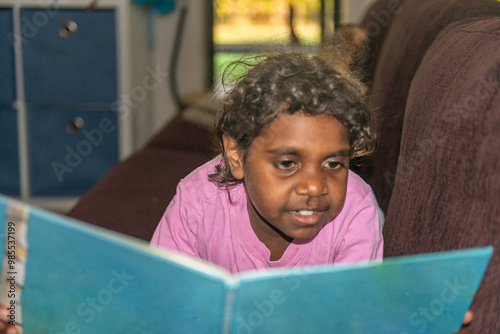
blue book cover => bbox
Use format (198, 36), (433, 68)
(0, 195), (493, 334)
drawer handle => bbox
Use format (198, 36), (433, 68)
(59, 20), (78, 39)
(66, 117), (85, 134)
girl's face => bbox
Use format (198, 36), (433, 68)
(225, 112), (350, 245)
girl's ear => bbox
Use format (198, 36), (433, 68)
(223, 134), (245, 180)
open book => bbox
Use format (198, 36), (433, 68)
(0, 195), (493, 334)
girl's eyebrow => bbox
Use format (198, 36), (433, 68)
(265, 147), (300, 156)
(329, 149), (351, 157)
(265, 147), (350, 157)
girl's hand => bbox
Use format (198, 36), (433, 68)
(0, 304), (18, 334)
(454, 310), (473, 334)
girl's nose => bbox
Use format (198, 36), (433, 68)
(295, 169), (328, 197)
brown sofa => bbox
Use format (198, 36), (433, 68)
(362, 0), (500, 213)
(68, 0), (500, 331)
(360, 0), (500, 332)
(380, 16), (500, 334)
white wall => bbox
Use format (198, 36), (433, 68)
(148, 0), (208, 135)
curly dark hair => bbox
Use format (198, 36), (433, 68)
(209, 46), (375, 187)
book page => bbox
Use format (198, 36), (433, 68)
(0, 196), (233, 333)
(229, 247), (492, 333)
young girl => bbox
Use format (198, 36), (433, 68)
(150, 49), (383, 274)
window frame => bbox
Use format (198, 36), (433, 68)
(207, 0), (341, 89)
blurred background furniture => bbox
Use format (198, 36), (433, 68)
(383, 16), (500, 333)
(0, 0), (151, 212)
(360, 0), (500, 332)
(361, 0), (500, 213)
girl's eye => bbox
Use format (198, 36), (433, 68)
(275, 160), (296, 169)
(324, 160), (345, 170)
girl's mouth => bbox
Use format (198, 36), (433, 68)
(296, 210), (315, 216)
(290, 210), (323, 225)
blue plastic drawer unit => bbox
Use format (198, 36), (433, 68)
(28, 109), (118, 196)
(0, 8), (20, 196)
(0, 7), (120, 198)
(22, 9), (118, 105)
(21, 8), (119, 196)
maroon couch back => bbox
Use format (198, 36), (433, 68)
(366, 0), (500, 212)
(383, 17), (500, 333)
(360, 0), (402, 89)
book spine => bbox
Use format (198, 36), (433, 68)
(221, 280), (238, 334)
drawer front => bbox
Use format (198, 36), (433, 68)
(22, 9), (117, 105)
(0, 8), (16, 105)
(28, 109), (118, 196)
(0, 108), (20, 195)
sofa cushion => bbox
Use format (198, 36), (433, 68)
(383, 17), (500, 333)
(67, 146), (213, 241)
(360, 0), (403, 89)
(146, 113), (215, 154)
(367, 0), (500, 212)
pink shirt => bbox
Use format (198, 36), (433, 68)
(151, 156), (383, 274)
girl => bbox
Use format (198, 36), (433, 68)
(151, 49), (383, 274)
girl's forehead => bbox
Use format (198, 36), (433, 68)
(263, 112), (345, 134)
(254, 112), (349, 151)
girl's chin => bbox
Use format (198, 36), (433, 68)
(286, 226), (323, 241)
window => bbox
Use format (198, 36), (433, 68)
(211, 0), (339, 87)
